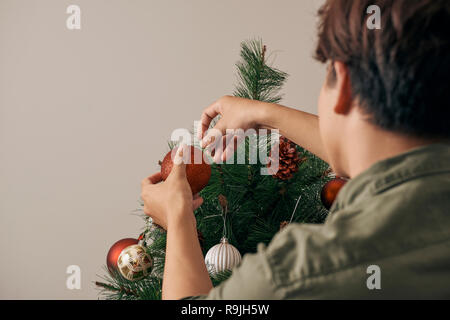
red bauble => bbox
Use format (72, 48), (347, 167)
(160, 146), (211, 194)
(321, 178), (347, 210)
(106, 238), (138, 274)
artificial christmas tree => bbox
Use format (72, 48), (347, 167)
(97, 39), (333, 300)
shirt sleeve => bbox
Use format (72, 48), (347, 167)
(183, 242), (283, 300)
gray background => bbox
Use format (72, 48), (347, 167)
(0, 0), (325, 299)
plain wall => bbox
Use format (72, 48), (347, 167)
(0, 0), (326, 299)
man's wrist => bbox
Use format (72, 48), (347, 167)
(167, 207), (196, 229)
(255, 101), (277, 130)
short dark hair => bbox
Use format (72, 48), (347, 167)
(315, 0), (450, 139)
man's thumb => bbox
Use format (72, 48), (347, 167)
(172, 144), (187, 177)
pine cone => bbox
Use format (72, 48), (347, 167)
(269, 137), (305, 180)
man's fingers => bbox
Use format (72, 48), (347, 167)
(141, 172), (163, 187)
(193, 196), (204, 211)
(149, 172), (163, 184)
(198, 102), (221, 140)
(222, 135), (239, 162)
(210, 133), (237, 164)
(171, 144), (187, 178)
(201, 120), (227, 148)
(212, 135), (226, 163)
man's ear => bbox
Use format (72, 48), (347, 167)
(333, 61), (352, 115)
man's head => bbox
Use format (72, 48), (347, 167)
(315, 0), (450, 176)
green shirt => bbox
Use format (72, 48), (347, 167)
(189, 144), (450, 299)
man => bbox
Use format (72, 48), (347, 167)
(141, 0), (450, 299)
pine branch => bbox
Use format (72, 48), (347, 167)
(95, 281), (139, 297)
(233, 39), (288, 103)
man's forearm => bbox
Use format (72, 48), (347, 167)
(162, 209), (213, 300)
(257, 102), (329, 163)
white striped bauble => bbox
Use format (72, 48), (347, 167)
(204, 237), (242, 274)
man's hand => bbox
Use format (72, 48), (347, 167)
(141, 145), (203, 230)
(141, 145), (212, 299)
(198, 96), (269, 162)
(198, 95), (329, 163)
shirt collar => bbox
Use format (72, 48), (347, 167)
(332, 143), (450, 212)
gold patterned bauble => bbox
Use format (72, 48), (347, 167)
(106, 238), (138, 275)
(204, 237), (242, 275)
(117, 244), (153, 281)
